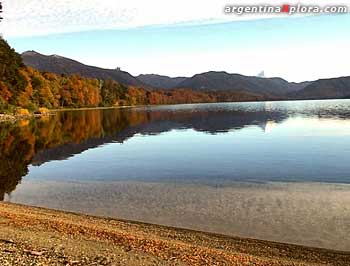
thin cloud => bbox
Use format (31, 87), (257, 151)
(2, 0), (348, 37)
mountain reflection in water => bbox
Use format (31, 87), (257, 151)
(1, 100), (350, 200)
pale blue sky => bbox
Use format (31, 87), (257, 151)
(6, 12), (350, 82)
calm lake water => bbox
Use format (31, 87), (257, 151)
(1, 99), (350, 250)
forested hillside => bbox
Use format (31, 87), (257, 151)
(0, 46), (101, 112)
(0, 38), (264, 114)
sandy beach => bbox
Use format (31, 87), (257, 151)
(0, 202), (349, 266)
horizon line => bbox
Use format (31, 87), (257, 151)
(20, 49), (350, 84)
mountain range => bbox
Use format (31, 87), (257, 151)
(22, 51), (147, 87)
(21, 51), (350, 100)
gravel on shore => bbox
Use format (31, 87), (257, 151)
(0, 202), (349, 265)
(0, 113), (53, 123)
(0, 114), (17, 123)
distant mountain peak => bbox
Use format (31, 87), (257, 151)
(257, 71), (265, 78)
(50, 54), (64, 59)
(22, 50), (41, 56)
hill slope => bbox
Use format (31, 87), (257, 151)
(21, 50), (350, 101)
(21, 52), (310, 96)
(175, 71), (309, 97)
(137, 74), (187, 89)
(22, 51), (146, 87)
(290, 76), (350, 99)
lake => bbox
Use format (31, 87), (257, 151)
(1, 99), (350, 251)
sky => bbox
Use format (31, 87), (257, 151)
(1, 0), (350, 82)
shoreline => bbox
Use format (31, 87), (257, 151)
(0, 113), (52, 123)
(0, 202), (348, 265)
(1, 97), (349, 123)
(0, 106), (136, 123)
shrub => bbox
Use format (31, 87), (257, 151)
(37, 107), (50, 114)
(27, 102), (38, 112)
(16, 108), (30, 116)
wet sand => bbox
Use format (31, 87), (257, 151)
(5, 181), (350, 251)
(0, 202), (349, 266)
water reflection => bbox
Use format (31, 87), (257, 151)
(2, 100), (350, 250)
(1, 100), (350, 200)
